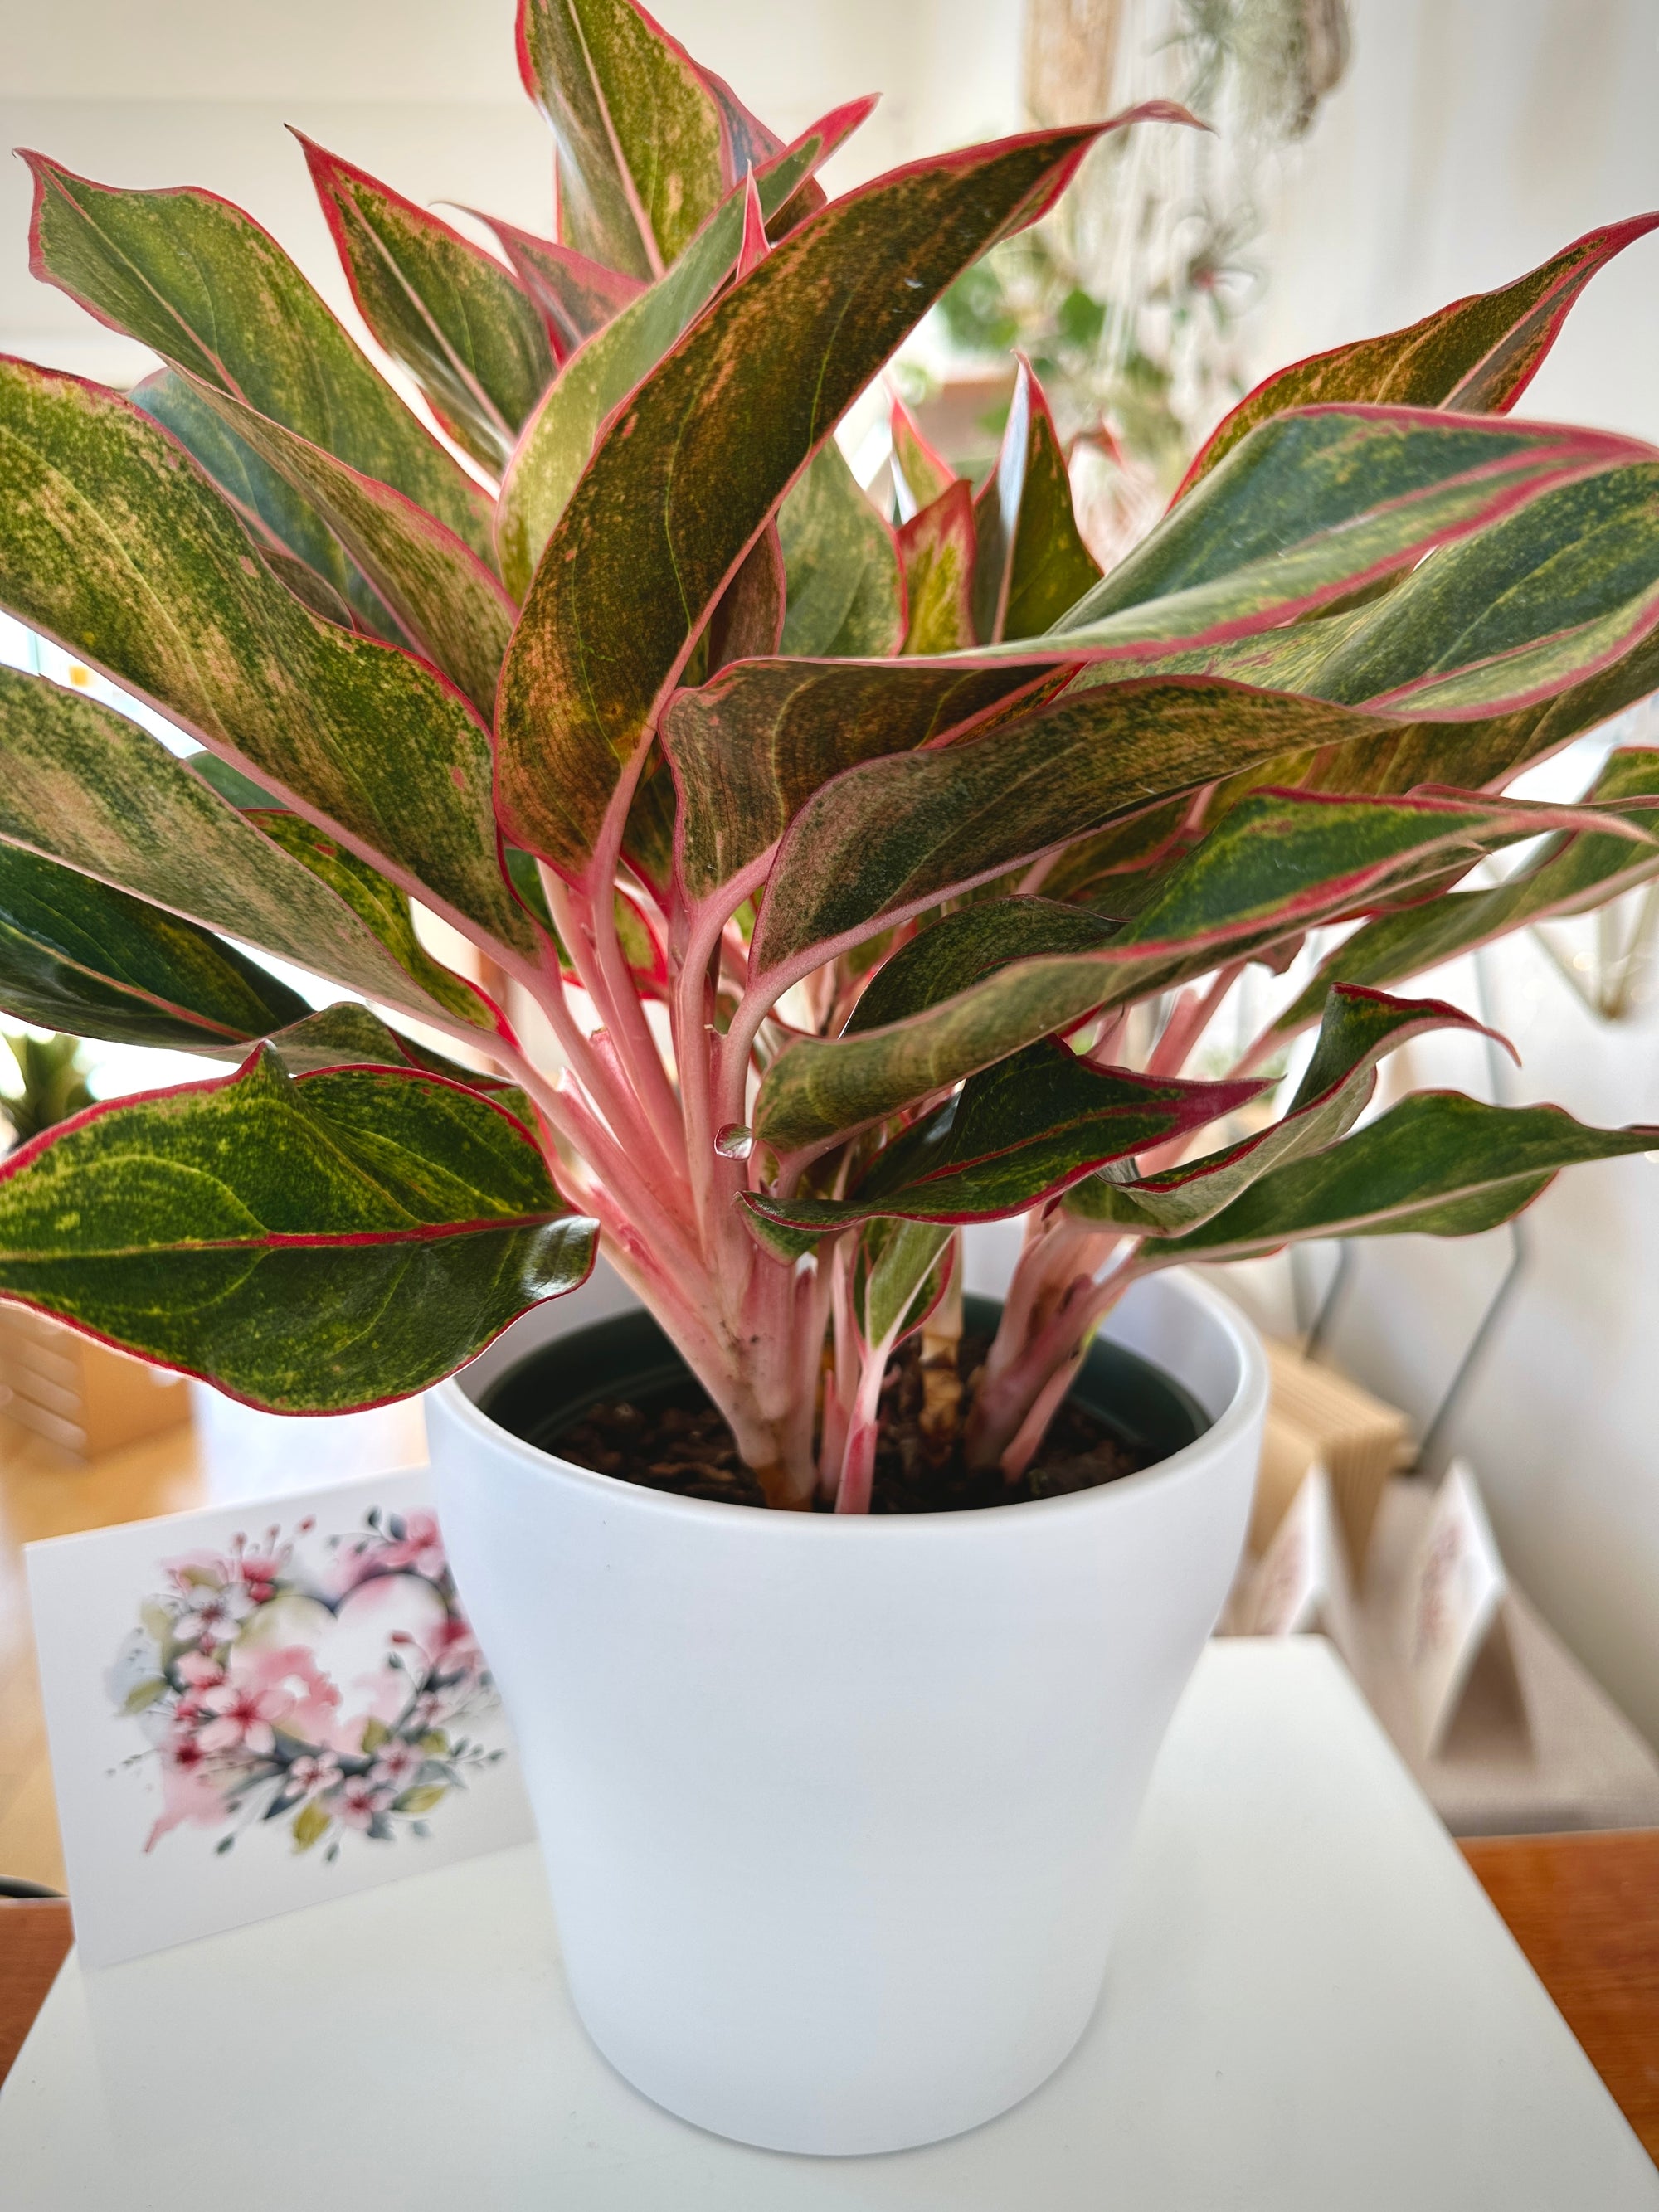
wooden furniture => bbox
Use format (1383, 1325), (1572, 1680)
(1462, 1830), (1659, 2165)
(0, 1899), (71, 2091)
(0, 1309), (190, 1461)
(2, 1645), (1654, 2205)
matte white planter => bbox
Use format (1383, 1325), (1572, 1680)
(428, 1250), (1266, 2156)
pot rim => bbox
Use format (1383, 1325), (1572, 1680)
(431, 1267), (1267, 1542)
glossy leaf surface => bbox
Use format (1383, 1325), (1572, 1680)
(0, 1047), (596, 1409)
(749, 681), (1381, 985)
(852, 1217), (952, 1352)
(972, 360), (1100, 643)
(463, 215), (645, 357)
(0, 668), (497, 1032)
(495, 100), (872, 597)
(1273, 748), (1659, 1028)
(135, 370), (403, 643)
(241, 813), (498, 1033)
(898, 481), (977, 654)
(1056, 406), (1641, 654)
(845, 898), (1118, 1034)
(750, 1042), (1263, 1230)
(518, 0), (730, 279)
(889, 394), (957, 518)
(0, 840), (307, 1051)
(1183, 215), (1659, 492)
(1144, 1091), (1659, 1262)
(260, 1003), (518, 1089)
(0, 361), (534, 956)
(660, 659), (1065, 905)
(172, 371), (516, 716)
(751, 785), (1643, 1154)
(299, 135), (555, 474)
(1068, 984), (1497, 1233)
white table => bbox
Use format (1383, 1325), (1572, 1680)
(2, 1641), (1652, 2209)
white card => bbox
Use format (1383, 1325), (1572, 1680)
(1404, 1459), (1513, 1757)
(27, 1465), (534, 1969)
(1241, 1463), (1359, 1667)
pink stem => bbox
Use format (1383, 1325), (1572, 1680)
(834, 1333), (889, 1514)
(819, 1240), (857, 1494)
(999, 1354), (1082, 1483)
(518, 926), (666, 1165)
(552, 1078), (708, 1292)
(589, 858), (687, 1174)
(1145, 960), (1243, 1080)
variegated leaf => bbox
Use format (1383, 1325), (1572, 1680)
(898, 481), (977, 654)
(1183, 214), (1659, 492)
(0, 839), (308, 1052)
(748, 682), (1382, 989)
(518, 0), (732, 279)
(299, 135), (556, 475)
(972, 358), (1100, 643)
(778, 439), (906, 659)
(889, 392), (957, 518)
(1067, 984), (1500, 1232)
(24, 153), (494, 564)
(659, 659), (1066, 908)
(0, 668), (499, 1033)
(748, 1042), (1263, 1228)
(1056, 405), (1645, 656)
(750, 785), (1647, 1153)
(168, 370), (516, 716)
(1141, 1091), (1659, 1261)
(0, 361), (535, 957)
(1272, 747), (1659, 1028)
(494, 100), (873, 597)
(461, 213), (645, 357)
(495, 117), (1171, 882)
(0, 1045), (596, 1408)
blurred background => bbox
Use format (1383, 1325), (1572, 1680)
(2, 0), (1658, 1759)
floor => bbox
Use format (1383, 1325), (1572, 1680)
(0, 1412), (207, 1892)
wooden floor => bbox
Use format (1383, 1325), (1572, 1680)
(0, 1411), (207, 1893)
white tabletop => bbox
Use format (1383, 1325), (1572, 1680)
(2, 1640), (1652, 2210)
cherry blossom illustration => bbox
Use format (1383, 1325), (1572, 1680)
(109, 1510), (508, 1864)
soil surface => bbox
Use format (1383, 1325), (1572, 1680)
(549, 1331), (1145, 1513)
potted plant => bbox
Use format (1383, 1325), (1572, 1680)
(2, 0), (1658, 2156)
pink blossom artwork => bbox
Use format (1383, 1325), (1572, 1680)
(113, 1507), (505, 1866)
(28, 1469), (533, 1967)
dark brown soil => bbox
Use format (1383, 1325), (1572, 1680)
(548, 1330), (1144, 1513)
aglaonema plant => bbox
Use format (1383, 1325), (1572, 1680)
(2, 0), (1659, 1510)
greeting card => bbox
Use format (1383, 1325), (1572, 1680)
(27, 1466), (533, 1968)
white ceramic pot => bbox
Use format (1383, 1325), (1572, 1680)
(427, 1247), (1266, 2156)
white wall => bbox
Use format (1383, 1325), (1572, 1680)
(0, 0), (1022, 384)
(1242, 0), (1659, 1748)
(1248, 0), (1659, 445)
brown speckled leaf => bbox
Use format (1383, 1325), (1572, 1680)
(1182, 214), (1659, 493)
(0, 360), (534, 957)
(496, 122), (1128, 880)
